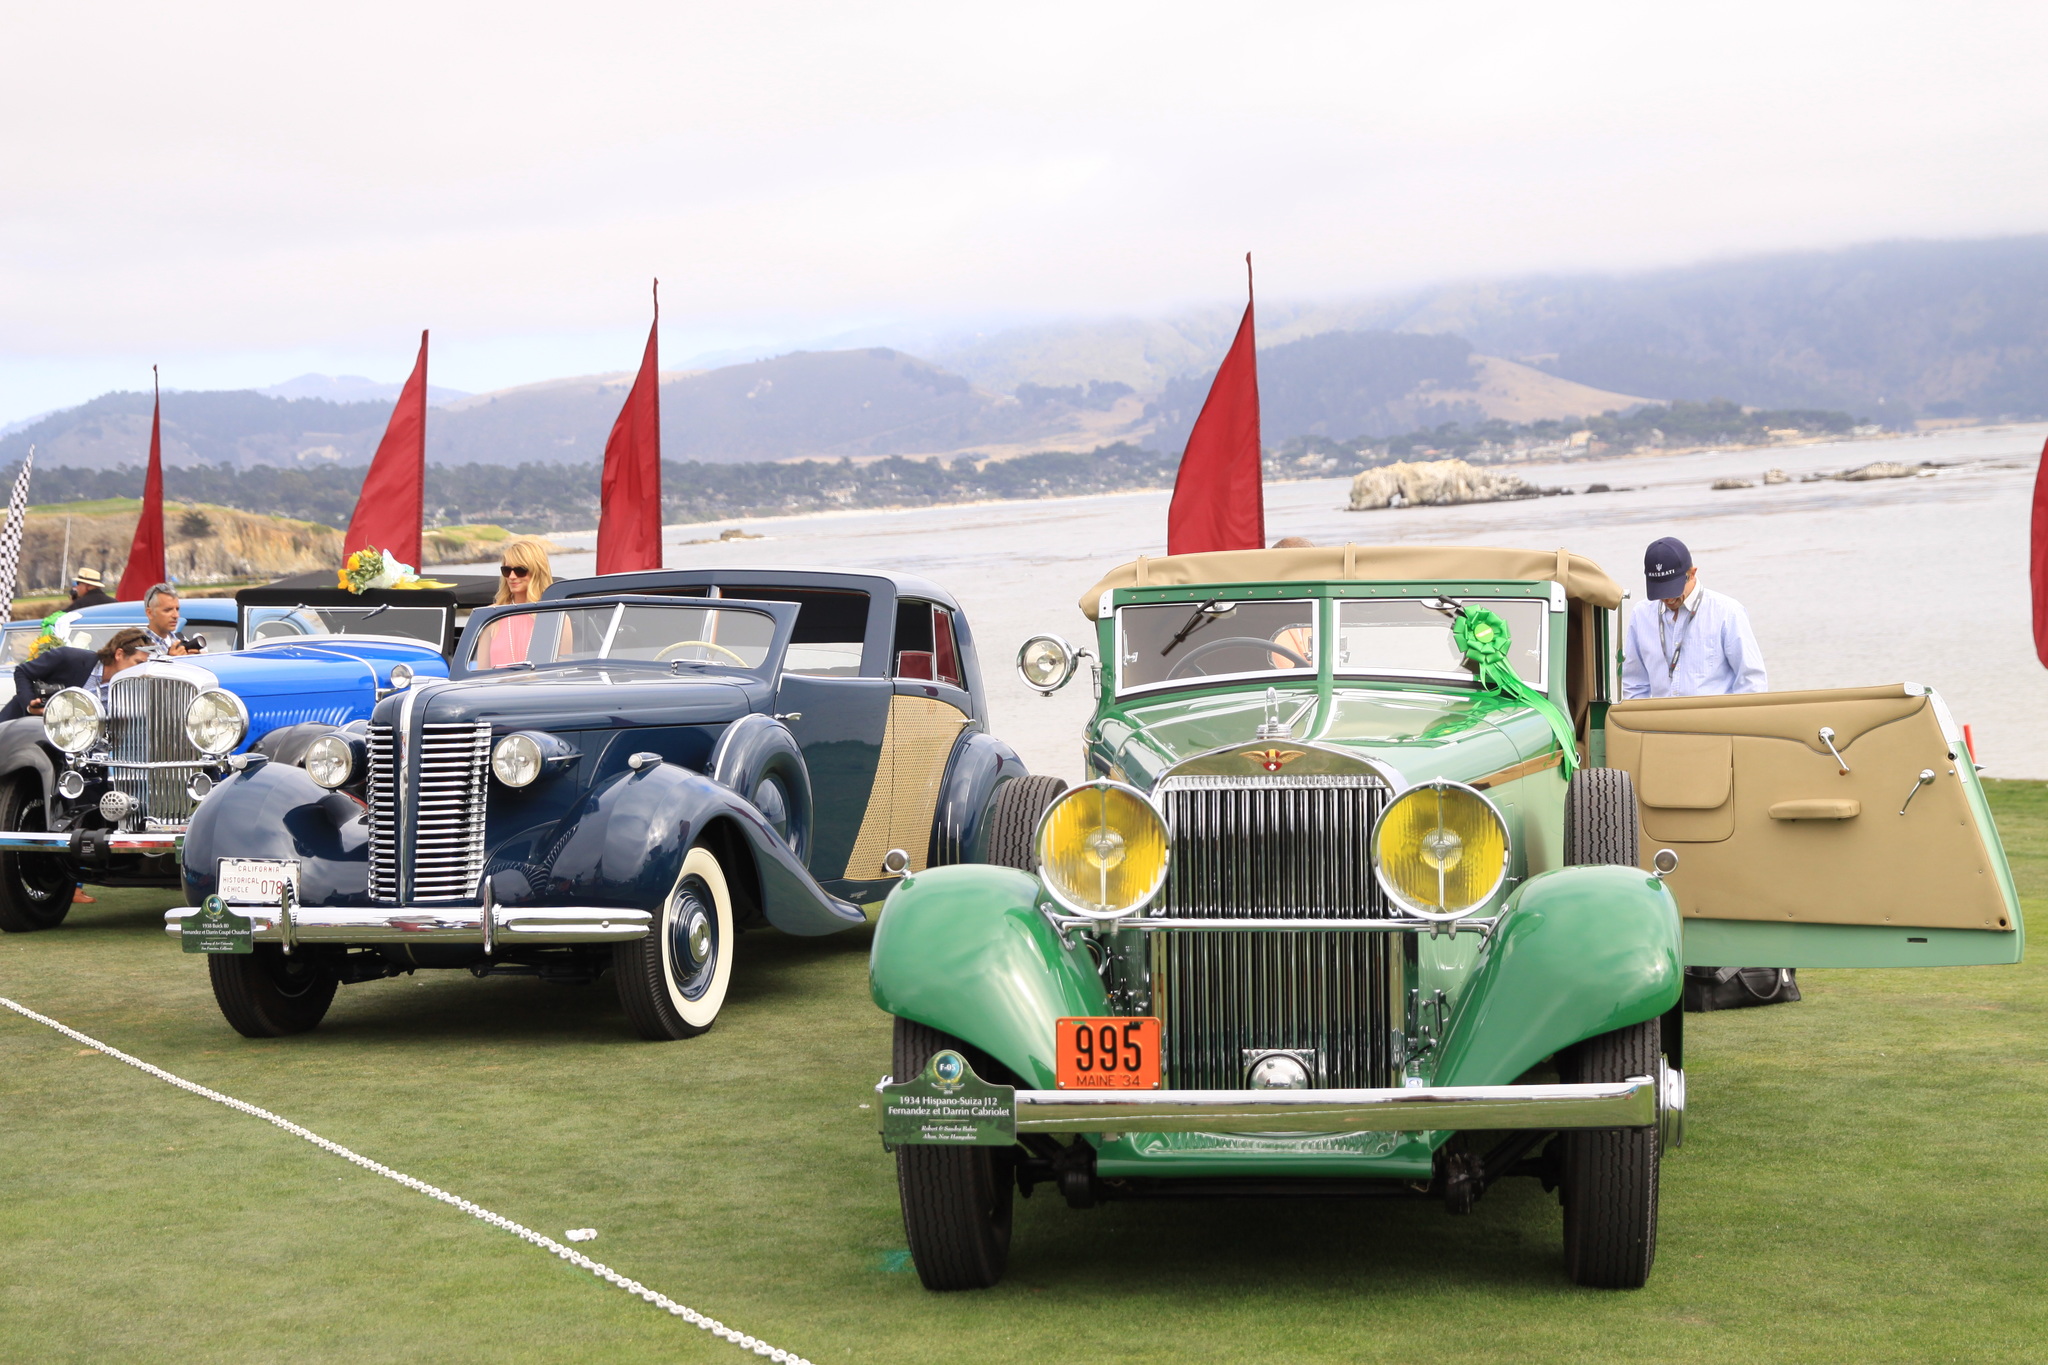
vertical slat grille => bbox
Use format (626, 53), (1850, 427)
(366, 720), (491, 903)
(105, 672), (203, 829)
(1148, 774), (1399, 1090)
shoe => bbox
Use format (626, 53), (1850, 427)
(72, 886), (96, 904)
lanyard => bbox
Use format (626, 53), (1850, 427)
(1657, 599), (1697, 679)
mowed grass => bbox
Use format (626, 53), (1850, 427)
(4, 786), (2046, 1364)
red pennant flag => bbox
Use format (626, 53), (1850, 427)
(1167, 255), (1264, 556)
(2033, 432), (2048, 668)
(344, 331), (429, 569)
(117, 367), (167, 600)
(597, 281), (663, 575)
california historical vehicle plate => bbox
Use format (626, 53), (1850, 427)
(880, 1051), (1016, 1146)
(216, 857), (299, 906)
(1056, 1016), (1161, 1090)
(181, 895), (253, 954)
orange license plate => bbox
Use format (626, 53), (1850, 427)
(1056, 1016), (1161, 1090)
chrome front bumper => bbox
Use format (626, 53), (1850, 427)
(164, 902), (652, 945)
(1010, 1076), (1660, 1136)
(0, 830), (183, 854)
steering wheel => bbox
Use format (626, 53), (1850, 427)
(1165, 635), (1312, 679)
(656, 639), (749, 665)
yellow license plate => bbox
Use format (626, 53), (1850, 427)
(1056, 1016), (1161, 1090)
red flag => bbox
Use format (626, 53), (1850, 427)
(2034, 432), (2048, 667)
(597, 281), (663, 574)
(117, 367), (167, 599)
(1167, 255), (1264, 556)
(344, 331), (428, 568)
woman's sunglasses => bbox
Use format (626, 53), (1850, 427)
(499, 565), (532, 578)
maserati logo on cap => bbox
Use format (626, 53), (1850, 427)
(1247, 748), (1306, 773)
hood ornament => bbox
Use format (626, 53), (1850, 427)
(1255, 687), (1292, 740)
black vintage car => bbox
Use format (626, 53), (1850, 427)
(172, 568), (1047, 1039)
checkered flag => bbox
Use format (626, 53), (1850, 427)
(0, 446), (34, 622)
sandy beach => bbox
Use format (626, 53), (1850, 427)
(459, 422), (2048, 781)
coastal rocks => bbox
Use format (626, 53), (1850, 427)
(1711, 478), (1754, 490)
(1838, 461), (1921, 481)
(1349, 459), (1539, 511)
(1763, 468), (1790, 484)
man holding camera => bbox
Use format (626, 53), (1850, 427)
(141, 583), (201, 656)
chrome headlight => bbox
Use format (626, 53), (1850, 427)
(43, 688), (103, 754)
(491, 733), (544, 787)
(1033, 779), (1171, 920)
(1371, 780), (1510, 921)
(304, 734), (355, 789)
(1016, 634), (1080, 694)
(388, 663), (415, 690)
(184, 689), (249, 758)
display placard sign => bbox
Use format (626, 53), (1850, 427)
(181, 894), (253, 954)
(880, 1051), (1016, 1147)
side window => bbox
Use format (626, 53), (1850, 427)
(894, 601), (962, 688)
(720, 587), (869, 677)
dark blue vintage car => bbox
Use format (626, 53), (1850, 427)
(171, 568), (1043, 1040)
(0, 580), (486, 932)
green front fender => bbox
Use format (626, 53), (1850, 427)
(1434, 865), (1682, 1088)
(869, 865), (1109, 1089)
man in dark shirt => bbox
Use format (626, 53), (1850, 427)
(64, 568), (114, 612)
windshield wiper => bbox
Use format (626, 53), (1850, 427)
(1161, 598), (1224, 656)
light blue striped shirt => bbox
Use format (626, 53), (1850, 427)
(1621, 586), (1767, 700)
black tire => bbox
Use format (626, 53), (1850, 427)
(614, 843), (734, 1040)
(1557, 1017), (1661, 1288)
(1564, 767), (1639, 868)
(208, 947), (339, 1037)
(893, 1016), (1014, 1291)
(982, 774), (1067, 871)
(0, 774), (76, 933)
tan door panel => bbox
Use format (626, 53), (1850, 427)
(1609, 687), (2010, 932)
(845, 694), (969, 878)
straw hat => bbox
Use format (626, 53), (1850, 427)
(73, 567), (104, 588)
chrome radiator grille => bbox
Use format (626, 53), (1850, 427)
(1148, 774), (1399, 1090)
(366, 720), (491, 903)
(104, 672), (204, 830)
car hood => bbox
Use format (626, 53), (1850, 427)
(389, 667), (768, 731)
(1099, 682), (1556, 790)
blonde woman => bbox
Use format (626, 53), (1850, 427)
(484, 538), (555, 667)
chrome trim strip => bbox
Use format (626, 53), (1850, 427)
(0, 832), (183, 852)
(1010, 1077), (1656, 1135)
(1057, 915), (1495, 934)
(165, 903), (652, 944)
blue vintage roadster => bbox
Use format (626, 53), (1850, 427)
(170, 568), (1040, 1040)
(0, 580), (484, 932)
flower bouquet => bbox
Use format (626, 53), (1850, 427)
(338, 547), (451, 594)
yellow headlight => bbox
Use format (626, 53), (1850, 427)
(1372, 780), (1509, 920)
(1034, 779), (1171, 920)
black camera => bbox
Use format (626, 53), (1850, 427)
(173, 633), (206, 653)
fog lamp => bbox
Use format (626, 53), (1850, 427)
(1034, 779), (1169, 920)
(1371, 780), (1509, 921)
(1016, 634), (1080, 694)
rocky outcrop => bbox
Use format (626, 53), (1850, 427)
(1349, 459), (1539, 511)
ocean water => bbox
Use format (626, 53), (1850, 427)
(468, 422), (2048, 781)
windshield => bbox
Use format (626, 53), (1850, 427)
(1115, 598), (1317, 693)
(56, 620), (234, 655)
(245, 603), (448, 648)
(1333, 598), (1547, 689)
(467, 603), (778, 671)
(0, 626), (42, 665)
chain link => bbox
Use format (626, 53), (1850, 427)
(1, 995), (813, 1365)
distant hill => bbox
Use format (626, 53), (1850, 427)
(258, 373), (469, 405)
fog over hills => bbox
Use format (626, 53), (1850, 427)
(7, 236), (2045, 476)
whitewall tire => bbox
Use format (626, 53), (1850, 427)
(615, 843), (735, 1040)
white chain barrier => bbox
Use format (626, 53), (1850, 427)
(0, 996), (813, 1365)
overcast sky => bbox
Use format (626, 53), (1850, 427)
(4, 0), (2046, 425)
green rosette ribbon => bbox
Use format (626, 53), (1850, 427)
(1452, 608), (1578, 778)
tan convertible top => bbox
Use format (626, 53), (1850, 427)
(1077, 545), (1624, 619)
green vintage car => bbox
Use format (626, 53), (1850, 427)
(870, 545), (2022, 1291)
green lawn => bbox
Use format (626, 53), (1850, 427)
(4, 784), (2045, 1364)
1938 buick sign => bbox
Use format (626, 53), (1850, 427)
(869, 544), (2022, 1291)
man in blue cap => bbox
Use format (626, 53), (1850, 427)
(1621, 536), (1766, 699)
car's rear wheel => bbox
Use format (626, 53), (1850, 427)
(1564, 767), (1639, 867)
(208, 946), (339, 1037)
(615, 844), (734, 1040)
(893, 1016), (1014, 1291)
(982, 775), (1067, 870)
(0, 775), (77, 933)
(1557, 1017), (1661, 1288)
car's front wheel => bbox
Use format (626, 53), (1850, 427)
(0, 774), (77, 933)
(208, 946), (339, 1037)
(1557, 1017), (1661, 1288)
(615, 844), (734, 1040)
(893, 1016), (1014, 1291)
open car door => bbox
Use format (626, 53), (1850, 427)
(1607, 684), (2022, 968)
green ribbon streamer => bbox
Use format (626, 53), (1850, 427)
(1453, 608), (1578, 778)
